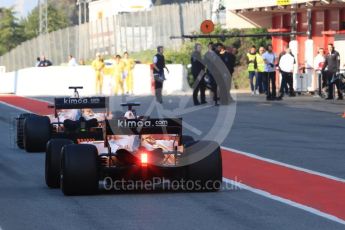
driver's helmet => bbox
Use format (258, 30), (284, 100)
(124, 111), (135, 119)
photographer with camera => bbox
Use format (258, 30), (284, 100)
(153, 46), (169, 104)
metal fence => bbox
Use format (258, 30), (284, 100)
(0, 1), (211, 72)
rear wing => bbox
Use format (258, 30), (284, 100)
(54, 97), (107, 109)
(107, 118), (182, 135)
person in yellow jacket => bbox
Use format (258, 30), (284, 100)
(112, 55), (125, 95)
(123, 52), (136, 95)
(91, 53), (105, 95)
(246, 45), (258, 95)
(256, 47), (266, 94)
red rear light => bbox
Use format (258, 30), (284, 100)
(141, 153), (148, 166)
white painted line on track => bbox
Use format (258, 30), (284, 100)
(223, 178), (345, 225)
(222, 146), (345, 184)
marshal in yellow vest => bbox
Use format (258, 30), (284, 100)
(256, 53), (265, 72)
(247, 53), (257, 72)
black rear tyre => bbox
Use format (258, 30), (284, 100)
(45, 139), (73, 188)
(23, 115), (51, 152)
(185, 140), (222, 192)
(16, 113), (35, 149)
(61, 144), (99, 195)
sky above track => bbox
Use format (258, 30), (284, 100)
(0, 0), (37, 18)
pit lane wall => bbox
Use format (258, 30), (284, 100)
(0, 64), (191, 96)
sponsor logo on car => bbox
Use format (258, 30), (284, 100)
(155, 120), (168, 127)
(117, 120), (169, 128)
(62, 97), (101, 104)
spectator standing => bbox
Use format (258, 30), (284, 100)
(191, 43), (206, 105)
(113, 55), (125, 95)
(246, 46), (258, 95)
(278, 48), (296, 99)
(256, 47), (266, 94)
(153, 46), (169, 104)
(37, 55), (52, 67)
(277, 46), (292, 95)
(123, 52), (136, 95)
(313, 48), (326, 97)
(68, 55), (78, 66)
(220, 45), (236, 76)
(219, 44), (235, 101)
(204, 42), (219, 106)
(322, 44), (343, 100)
(91, 53), (105, 95)
(35, 57), (40, 67)
(262, 44), (277, 100)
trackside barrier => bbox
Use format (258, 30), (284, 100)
(0, 64), (191, 96)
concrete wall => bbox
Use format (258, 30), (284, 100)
(0, 64), (191, 96)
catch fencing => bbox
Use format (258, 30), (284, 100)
(0, 1), (216, 72)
